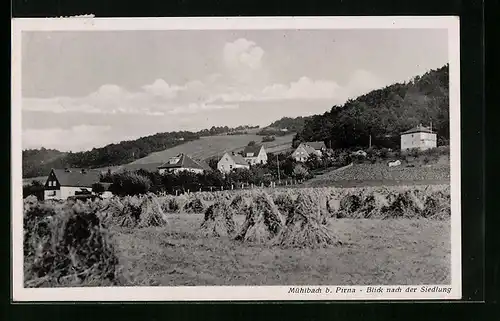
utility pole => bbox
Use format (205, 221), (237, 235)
(276, 154), (281, 184)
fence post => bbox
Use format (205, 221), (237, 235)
(221, 186), (223, 191)
(231, 184), (234, 190)
(176, 190), (178, 196)
(210, 186), (213, 192)
(261, 182), (264, 188)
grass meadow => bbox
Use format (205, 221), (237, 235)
(115, 214), (450, 286)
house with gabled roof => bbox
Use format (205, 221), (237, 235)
(291, 141), (327, 162)
(44, 168), (102, 200)
(241, 144), (268, 165)
(158, 153), (210, 175)
(400, 124), (437, 151)
(217, 152), (250, 173)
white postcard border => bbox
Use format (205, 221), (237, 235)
(11, 16), (462, 301)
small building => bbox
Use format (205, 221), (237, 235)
(44, 168), (101, 200)
(291, 141), (326, 162)
(400, 124), (437, 151)
(241, 144), (268, 165)
(217, 152), (250, 173)
(158, 153), (210, 175)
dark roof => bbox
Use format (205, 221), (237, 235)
(226, 152), (249, 166)
(121, 162), (164, 172)
(305, 141), (326, 150)
(401, 125), (435, 135)
(51, 168), (101, 187)
(242, 144), (264, 157)
(158, 153), (207, 171)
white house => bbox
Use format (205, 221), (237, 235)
(217, 152), (250, 173)
(158, 153), (210, 175)
(400, 124), (437, 151)
(291, 141), (327, 162)
(241, 144), (268, 165)
(44, 168), (101, 200)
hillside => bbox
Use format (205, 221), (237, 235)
(130, 133), (295, 165)
(22, 125), (259, 178)
(296, 64), (450, 149)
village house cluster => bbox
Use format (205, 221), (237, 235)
(41, 125), (436, 200)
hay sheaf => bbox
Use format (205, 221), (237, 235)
(138, 193), (168, 227)
(274, 193), (340, 248)
(199, 200), (236, 237)
(235, 191), (285, 243)
(24, 200), (119, 288)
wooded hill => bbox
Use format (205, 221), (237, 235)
(294, 64), (450, 149)
(22, 125), (257, 178)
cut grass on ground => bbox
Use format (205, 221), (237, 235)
(114, 214), (450, 286)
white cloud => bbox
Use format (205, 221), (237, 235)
(141, 79), (183, 99)
(223, 38), (264, 71)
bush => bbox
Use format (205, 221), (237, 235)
(108, 171), (152, 196)
(262, 135), (276, 142)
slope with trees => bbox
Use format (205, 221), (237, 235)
(294, 65), (450, 150)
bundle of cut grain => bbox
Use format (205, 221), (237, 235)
(422, 191), (451, 220)
(272, 193), (295, 218)
(183, 196), (205, 214)
(229, 194), (246, 214)
(337, 193), (362, 218)
(199, 199), (236, 237)
(24, 200), (119, 287)
(139, 193), (168, 227)
(162, 196), (180, 213)
(235, 191), (284, 243)
(274, 193), (340, 248)
(381, 190), (425, 219)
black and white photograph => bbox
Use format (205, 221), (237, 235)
(12, 17), (461, 301)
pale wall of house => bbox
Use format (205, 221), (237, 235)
(45, 186), (92, 200)
(217, 154), (249, 173)
(44, 189), (61, 200)
(244, 148), (268, 165)
(61, 186), (92, 199)
(292, 146), (309, 162)
(159, 167), (204, 175)
(401, 132), (437, 150)
(217, 154), (234, 173)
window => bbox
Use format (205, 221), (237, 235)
(48, 191), (56, 196)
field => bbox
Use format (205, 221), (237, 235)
(23, 184), (451, 288)
(305, 163), (450, 188)
(130, 133), (295, 164)
(116, 215), (449, 286)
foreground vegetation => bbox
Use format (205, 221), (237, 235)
(23, 185), (450, 287)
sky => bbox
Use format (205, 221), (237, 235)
(21, 29), (449, 152)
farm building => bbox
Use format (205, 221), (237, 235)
(158, 153), (210, 175)
(217, 152), (250, 173)
(292, 141), (327, 162)
(44, 168), (101, 200)
(241, 144), (268, 165)
(400, 124), (437, 151)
